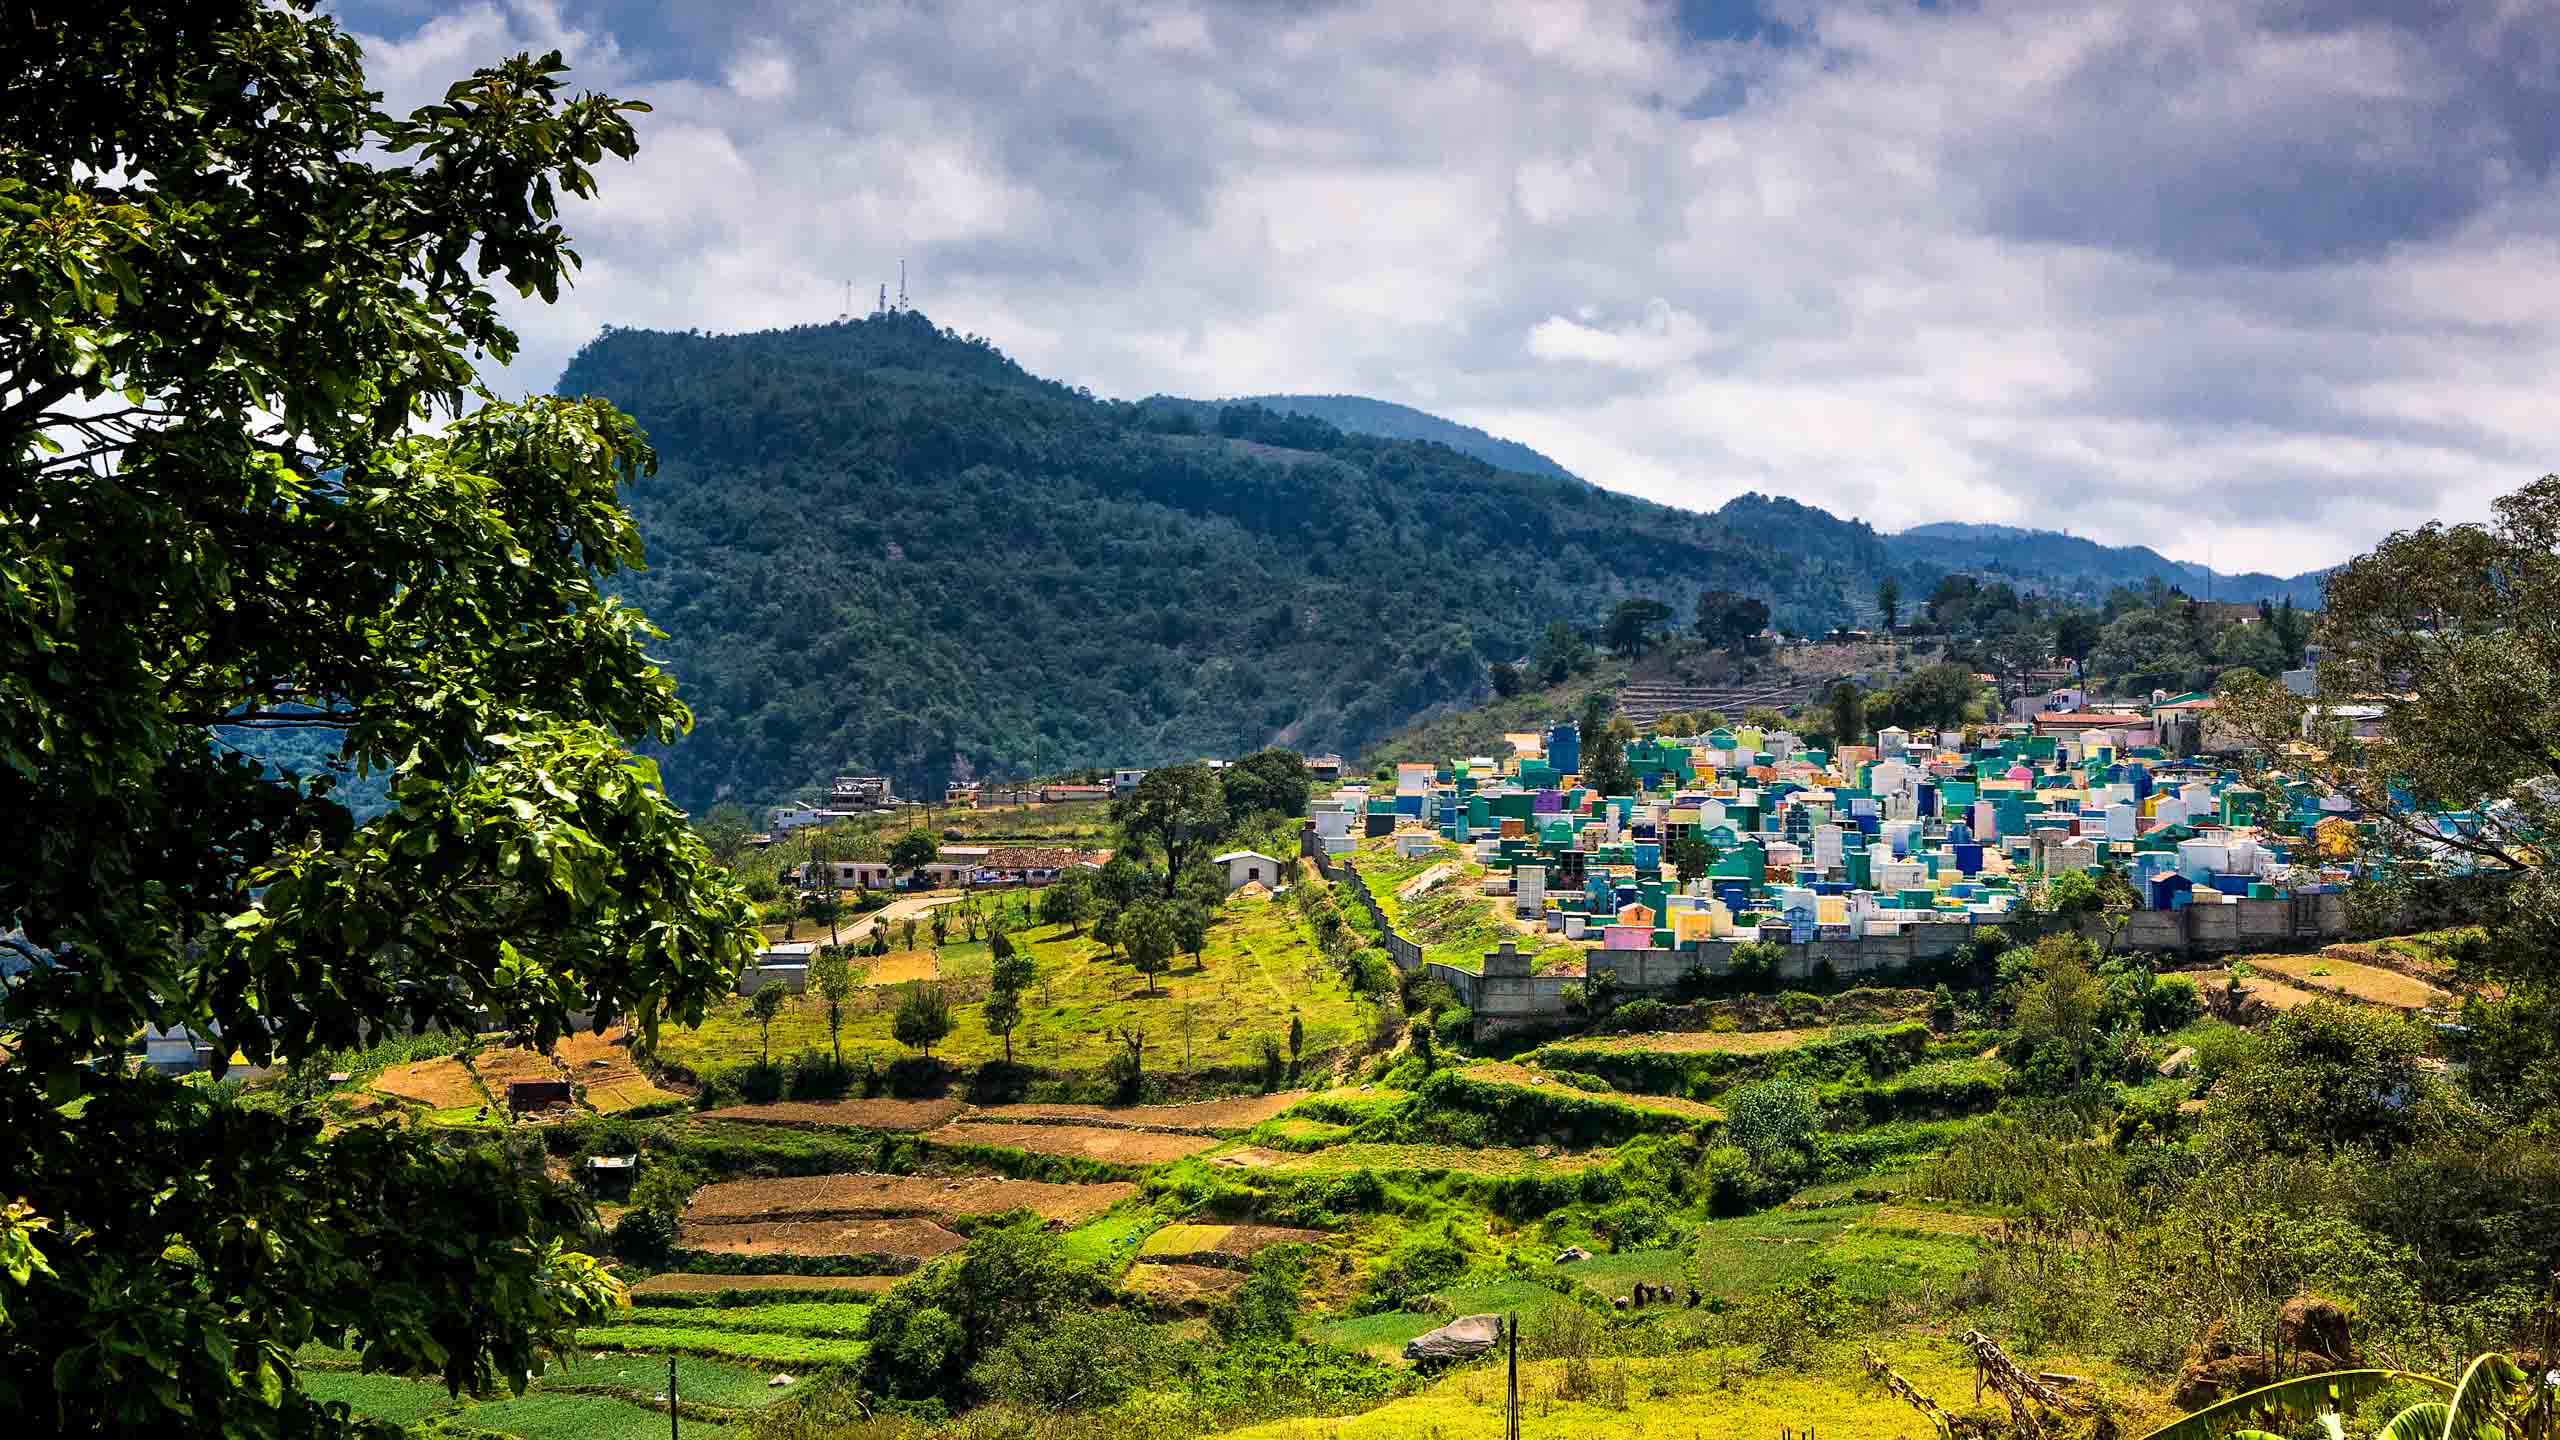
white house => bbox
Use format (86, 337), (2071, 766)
(142, 1022), (218, 1075)
(1210, 850), (1283, 892)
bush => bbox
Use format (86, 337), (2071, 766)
(1598, 997), (1670, 1034)
(1213, 1244), (1310, 1342)
(1720, 1079), (1822, 1170)
(969, 1307), (1169, 1410)
(2144, 975), (2203, 1033)
(1701, 1143), (1759, 1216)
(610, 1207), (675, 1264)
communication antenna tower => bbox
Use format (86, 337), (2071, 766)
(876, 282), (888, 316)
(898, 259), (909, 311)
(837, 280), (852, 322)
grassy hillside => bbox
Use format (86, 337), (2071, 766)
(1358, 659), (1632, 771)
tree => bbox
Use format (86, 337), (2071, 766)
(1694, 589), (1771, 653)
(1221, 746), (1312, 818)
(1489, 660), (1525, 698)
(1531, 618), (1591, 684)
(1825, 681), (1867, 749)
(2010, 936), (2105, 1088)
(892, 982), (954, 1055)
(889, 829), (940, 885)
(1120, 900), (1178, 995)
(751, 983), (788, 1064)
(2215, 1001), (2430, 1157)
(0, 12), (757, 1429)
(1872, 662), (1982, 732)
(1577, 690), (1635, 797)
(2219, 476), (2560, 1122)
(1174, 902), (1212, 970)
(982, 985), (1024, 1066)
(803, 888), (844, 945)
(1040, 871), (1097, 933)
(1876, 576), (1902, 632)
(1721, 1080), (1821, 1170)
(812, 949), (859, 1064)
(2053, 608), (2101, 669)
(1666, 829), (1720, 882)
(1603, 596), (1674, 659)
(1112, 763), (1230, 898)
(1288, 1010), (1305, 1072)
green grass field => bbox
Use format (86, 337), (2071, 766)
(451, 1390), (732, 1439)
(297, 1351), (784, 1438)
(301, 1370), (458, 1426)
(659, 892), (1369, 1076)
(577, 1323), (871, 1367)
(602, 1302), (872, 1338)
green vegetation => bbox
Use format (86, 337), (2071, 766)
(2, 8), (759, 1435)
(564, 314), (1907, 811)
(661, 894), (1367, 1082)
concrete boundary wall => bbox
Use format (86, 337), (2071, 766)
(1305, 831), (2360, 1037)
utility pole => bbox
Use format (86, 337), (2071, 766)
(1505, 1310), (1519, 1440)
(668, 1354), (679, 1440)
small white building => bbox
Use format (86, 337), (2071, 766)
(1210, 850), (1284, 892)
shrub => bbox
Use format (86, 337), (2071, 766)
(2143, 975), (2203, 1033)
(610, 1207), (675, 1264)
(1721, 1079), (1821, 1171)
(1701, 1143), (1759, 1216)
(1599, 997), (1670, 1034)
(970, 1307), (1168, 1410)
(1213, 1243), (1310, 1342)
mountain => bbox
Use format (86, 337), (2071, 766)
(555, 313), (1879, 812)
(1178, 393), (1579, 481)
(1895, 522), (2329, 607)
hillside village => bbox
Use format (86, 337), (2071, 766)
(20, 14), (2560, 1440)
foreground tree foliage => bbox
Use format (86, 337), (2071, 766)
(1, 4), (757, 1434)
(2222, 475), (2560, 1124)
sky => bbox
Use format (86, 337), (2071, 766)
(333, 0), (2560, 575)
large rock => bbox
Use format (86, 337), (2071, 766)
(1404, 1313), (1504, 1365)
(2157, 1046), (2198, 1078)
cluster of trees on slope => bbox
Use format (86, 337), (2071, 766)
(556, 317), (1877, 813)
(1887, 571), (2313, 702)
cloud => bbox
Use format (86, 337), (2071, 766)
(1527, 300), (1713, 369)
(328, 0), (2560, 575)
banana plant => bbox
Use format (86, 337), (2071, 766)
(2135, 1354), (2546, 1440)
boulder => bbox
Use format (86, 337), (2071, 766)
(1403, 1313), (1503, 1365)
(2157, 1046), (2198, 1078)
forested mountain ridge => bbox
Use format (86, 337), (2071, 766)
(1896, 521), (2330, 608)
(556, 313), (1878, 811)
(1142, 392), (1580, 481)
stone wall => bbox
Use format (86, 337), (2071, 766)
(1299, 831), (2359, 1039)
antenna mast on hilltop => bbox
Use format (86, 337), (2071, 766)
(898, 259), (909, 311)
(876, 282), (888, 316)
(837, 280), (852, 322)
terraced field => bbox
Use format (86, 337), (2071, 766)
(927, 1119), (1224, 1163)
(629, 1272), (899, 1298)
(1544, 1026), (1835, 1056)
(700, 1095), (968, 1131)
(686, 1171), (1137, 1225)
(1459, 1062), (1724, 1123)
(2246, 953), (2450, 1010)
(966, 1091), (1307, 1133)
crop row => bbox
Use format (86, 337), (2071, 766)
(579, 1321), (873, 1367)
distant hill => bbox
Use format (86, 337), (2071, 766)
(1895, 522), (2329, 607)
(557, 314), (1879, 812)
(1138, 393), (1577, 481)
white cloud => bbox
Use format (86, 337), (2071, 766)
(1526, 300), (1712, 370)
(339, 0), (2560, 576)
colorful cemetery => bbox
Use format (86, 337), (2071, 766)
(1314, 714), (2419, 962)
